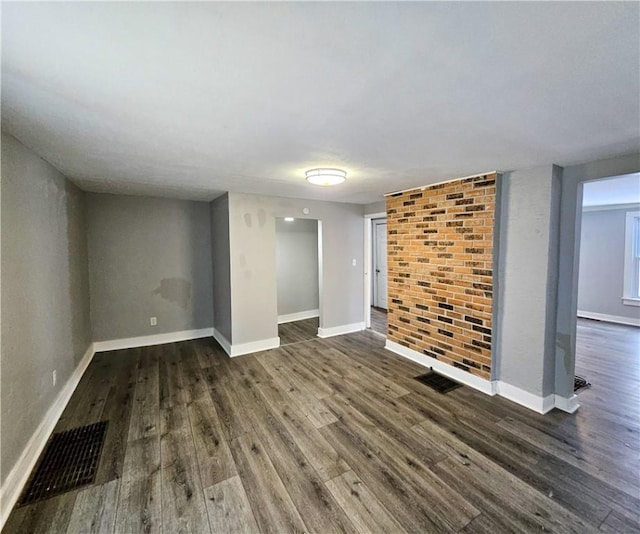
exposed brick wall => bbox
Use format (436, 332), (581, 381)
(386, 173), (498, 380)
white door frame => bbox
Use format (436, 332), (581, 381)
(363, 212), (386, 328)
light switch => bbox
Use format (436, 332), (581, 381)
(352, 259), (357, 267)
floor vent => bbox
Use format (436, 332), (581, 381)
(574, 375), (591, 393)
(18, 421), (108, 506)
(415, 371), (461, 393)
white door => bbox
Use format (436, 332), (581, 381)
(373, 220), (388, 309)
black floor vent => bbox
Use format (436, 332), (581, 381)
(18, 421), (108, 506)
(574, 375), (591, 393)
(415, 371), (461, 393)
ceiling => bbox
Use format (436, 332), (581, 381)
(583, 173), (640, 207)
(2, 2), (639, 204)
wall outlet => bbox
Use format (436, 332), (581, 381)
(352, 258), (357, 267)
(52, 370), (57, 387)
(150, 316), (157, 326)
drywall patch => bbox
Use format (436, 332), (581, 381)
(257, 208), (266, 227)
(153, 277), (192, 309)
(244, 213), (253, 227)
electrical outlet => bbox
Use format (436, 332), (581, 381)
(352, 258), (357, 267)
(52, 370), (57, 387)
(150, 316), (157, 326)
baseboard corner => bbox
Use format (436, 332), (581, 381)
(0, 342), (95, 530)
(317, 322), (365, 339)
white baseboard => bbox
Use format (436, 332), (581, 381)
(277, 309), (320, 324)
(93, 328), (214, 352)
(212, 328), (233, 355)
(577, 310), (640, 327)
(384, 340), (496, 396)
(230, 337), (280, 357)
(0, 343), (95, 530)
(317, 322), (365, 339)
(213, 328), (280, 357)
(384, 340), (580, 415)
(554, 394), (580, 414)
(495, 381), (556, 414)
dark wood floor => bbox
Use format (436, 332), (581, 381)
(278, 317), (319, 346)
(370, 306), (387, 335)
(4, 319), (639, 533)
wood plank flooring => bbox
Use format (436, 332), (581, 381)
(278, 317), (319, 346)
(4, 319), (639, 533)
(370, 306), (387, 336)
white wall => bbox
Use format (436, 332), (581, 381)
(276, 218), (319, 319)
(228, 193), (364, 346)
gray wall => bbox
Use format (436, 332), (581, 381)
(211, 194), (232, 342)
(495, 165), (561, 396)
(1, 133), (92, 484)
(229, 193), (364, 345)
(276, 218), (319, 318)
(578, 206), (640, 320)
(86, 193), (213, 341)
(364, 200), (386, 215)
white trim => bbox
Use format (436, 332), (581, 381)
(213, 328), (280, 357)
(0, 343), (95, 530)
(365, 212), (386, 219)
(229, 337), (280, 357)
(93, 328), (214, 352)
(582, 202), (640, 212)
(384, 171), (498, 197)
(277, 309), (320, 324)
(577, 310), (640, 327)
(495, 381), (555, 414)
(318, 322), (365, 339)
(554, 394), (580, 414)
(212, 328), (233, 355)
(385, 340), (581, 414)
(384, 340), (497, 396)
(623, 211), (640, 302)
(364, 212), (387, 329)
(372, 218), (388, 311)
(317, 219), (325, 334)
(622, 298), (640, 307)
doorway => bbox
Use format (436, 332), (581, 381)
(372, 219), (388, 310)
(368, 217), (388, 335)
(275, 217), (321, 346)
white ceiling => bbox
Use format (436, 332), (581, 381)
(583, 173), (640, 207)
(2, 2), (639, 204)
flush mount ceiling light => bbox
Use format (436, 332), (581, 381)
(305, 168), (347, 186)
(284, 217), (294, 222)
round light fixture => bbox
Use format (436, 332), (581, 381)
(305, 168), (346, 186)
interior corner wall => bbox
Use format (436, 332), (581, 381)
(228, 193), (364, 346)
(86, 193), (213, 341)
(275, 218), (319, 318)
(211, 194), (232, 342)
(386, 173), (498, 380)
(1, 132), (92, 485)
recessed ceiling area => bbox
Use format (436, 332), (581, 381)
(582, 173), (640, 207)
(2, 2), (639, 204)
